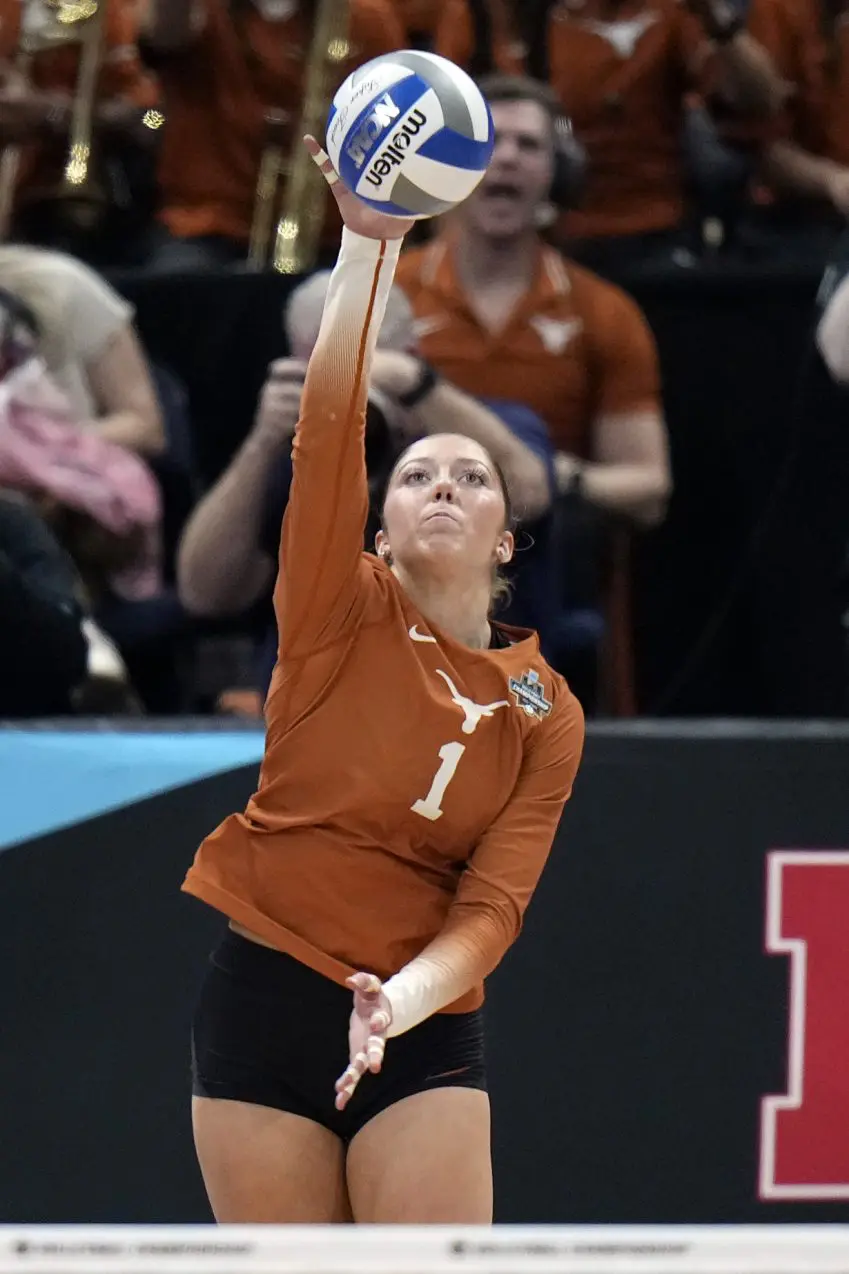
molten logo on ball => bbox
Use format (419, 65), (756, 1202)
(327, 49), (495, 219)
(363, 110), (429, 188)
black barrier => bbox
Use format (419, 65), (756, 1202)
(1, 723), (849, 1223)
(111, 266), (847, 717)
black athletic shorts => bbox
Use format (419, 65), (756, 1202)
(191, 928), (487, 1143)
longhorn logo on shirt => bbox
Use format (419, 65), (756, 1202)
(530, 316), (582, 355)
(509, 670), (552, 719)
(577, 11), (660, 57)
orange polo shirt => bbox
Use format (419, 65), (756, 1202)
(395, 235), (661, 457)
(156, 0), (404, 243)
(434, 0), (527, 72)
(546, 0), (712, 238)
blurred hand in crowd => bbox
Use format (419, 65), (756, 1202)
(370, 348), (420, 399)
(253, 357), (307, 446)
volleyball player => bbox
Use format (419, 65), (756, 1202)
(184, 139), (586, 1225)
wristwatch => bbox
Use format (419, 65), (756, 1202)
(562, 463), (585, 498)
(397, 361), (439, 409)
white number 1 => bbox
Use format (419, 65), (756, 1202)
(411, 742), (466, 822)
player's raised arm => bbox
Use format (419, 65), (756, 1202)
(274, 140), (414, 657)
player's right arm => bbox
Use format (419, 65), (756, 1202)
(335, 683), (586, 1109)
(381, 687), (586, 1037)
(273, 141), (414, 657)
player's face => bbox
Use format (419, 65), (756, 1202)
(380, 434), (513, 579)
(462, 100), (555, 241)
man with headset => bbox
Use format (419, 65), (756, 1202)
(396, 74), (671, 530)
(394, 74), (671, 696)
(433, 6), (784, 273)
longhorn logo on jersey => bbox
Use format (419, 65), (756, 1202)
(436, 670), (509, 735)
(509, 670), (552, 719)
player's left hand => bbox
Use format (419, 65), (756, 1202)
(334, 972), (392, 1111)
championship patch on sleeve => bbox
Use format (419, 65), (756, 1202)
(509, 669), (552, 720)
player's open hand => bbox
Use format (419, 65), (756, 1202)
(304, 136), (415, 242)
(334, 972), (392, 1111)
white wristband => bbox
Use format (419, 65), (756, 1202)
(383, 961), (445, 1038)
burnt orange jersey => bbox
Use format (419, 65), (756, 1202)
(155, 0), (404, 243)
(183, 230), (585, 1015)
(395, 235), (661, 456)
(545, 0), (711, 238)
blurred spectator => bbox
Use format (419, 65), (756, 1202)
(0, 279), (161, 598)
(396, 76), (671, 526)
(140, 0), (405, 272)
(0, 0), (161, 268)
(439, 0), (784, 272)
(740, 0), (849, 258)
(0, 253), (193, 713)
(177, 270), (554, 707)
(0, 245), (164, 456)
(0, 488), (87, 716)
(435, 0), (528, 73)
(395, 75), (671, 698)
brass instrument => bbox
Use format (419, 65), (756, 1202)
(0, 0), (107, 242)
(248, 0), (351, 274)
(55, 0), (107, 225)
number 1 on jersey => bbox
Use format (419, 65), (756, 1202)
(411, 741), (466, 822)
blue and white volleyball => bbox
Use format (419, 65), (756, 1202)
(326, 51), (494, 219)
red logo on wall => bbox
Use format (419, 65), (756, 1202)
(759, 851), (849, 1200)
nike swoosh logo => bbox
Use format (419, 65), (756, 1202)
(409, 625), (437, 644)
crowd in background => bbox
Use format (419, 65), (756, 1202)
(0, 0), (847, 721)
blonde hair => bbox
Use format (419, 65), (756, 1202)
(0, 245), (69, 372)
(490, 565), (513, 613)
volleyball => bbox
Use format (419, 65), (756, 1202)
(326, 51), (495, 219)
